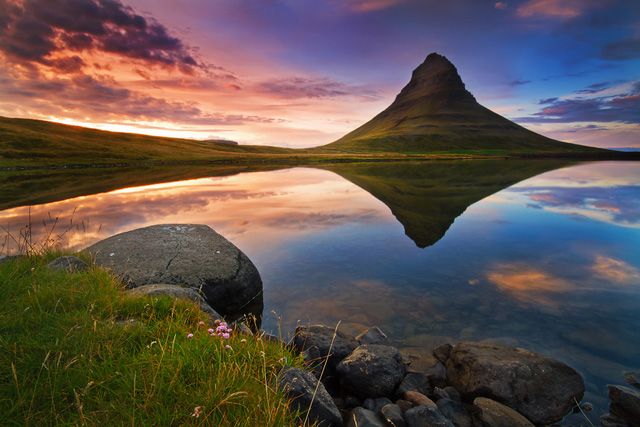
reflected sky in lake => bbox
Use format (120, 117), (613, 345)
(1, 161), (639, 414)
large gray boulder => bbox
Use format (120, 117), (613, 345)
(472, 397), (534, 427)
(125, 284), (222, 322)
(279, 367), (342, 427)
(85, 224), (262, 316)
(47, 255), (88, 272)
(337, 344), (406, 398)
(293, 324), (358, 373)
(445, 342), (584, 425)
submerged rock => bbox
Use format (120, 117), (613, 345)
(337, 345), (406, 398)
(472, 397), (534, 427)
(125, 284), (221, 321)
(381, 403), (406, 427)
(86, 224), (263, 317)
(47, 255), (88, 272)
(436, 398), (472, 427)
(357, 326), (391, 345)
(279, 367), (342, 427)
(445, 342), (584, 425)
(292, 324), (358, 373)
(607, 384), (640, 427)
(397, 372), (431, 397)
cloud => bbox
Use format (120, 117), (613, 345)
(591, 255), (640, 284)
(343, 0), (404, 13)
(509, 79), (531, 86)
(486, 263), (574, 308)
(256, 77), (379, 100)
(517, 81), (640, 124)
(516, 0), (589, 19)
(601, 38), (640, 60)
(0, 69), (280, 126)
(576, 81), (611, 94)
(0, 0), (200, 73)
(494, 2), (508, 10)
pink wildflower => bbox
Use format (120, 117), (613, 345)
(207, 328), (215, 334)
(198, 321), (205, 326)
(187, 333), (194, 339)
(191, 406), (203, 418)
(225, 345), (232, 350)
(222, 333), (230, 339)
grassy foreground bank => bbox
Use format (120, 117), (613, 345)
(0, 254), (303, 426)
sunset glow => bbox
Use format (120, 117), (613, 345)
(1, 0), (638, 148)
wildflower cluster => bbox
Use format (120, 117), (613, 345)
(186, 319), (233, 341)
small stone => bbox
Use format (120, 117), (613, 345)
(336, 345), (406, 398)
(624, 372), (640, 390)
(397, 372), (431, 396)
(357, 326), (391, 345)
(404, 405), (454, 427)
(437, 398), (472, 427)
(403, 391), (437, 410)
(580, 402), (593, 412)
(443, 386), (460, 402)
(396, 399), (413, 413)
(600, 413), (631, 427)
(47, 255), (88, 272)
(424, 361), (447, 388)
(381, 403), (406, 427)
(345, 395), (362, 408)
(472, 397), (534, 427)
(608, 384), (640, 427)
(374, 397), (393, 414)
(293, 324), (358, 374)
(346, 407), (386, 427)
(279, 367), (342, 427)
(433, 343), (452, 363)
(433, 387), (450, 401)
(364, 398), (376, 411)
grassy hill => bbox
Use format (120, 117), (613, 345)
(322, 53), (605, 156)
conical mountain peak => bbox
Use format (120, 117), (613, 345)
(393, 52), (476, 106)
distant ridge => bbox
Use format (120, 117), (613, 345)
(324, 53), (604, 155)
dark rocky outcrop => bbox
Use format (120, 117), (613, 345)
(337, 345), (406, 398)
(47, 255), (88, 272)
(125, 283), (221, 321)
(292, 324), (358, 374)
(279, 367), (342, 427)
(85, 224), (263, 317)
(471, 397), (534, 427)
(445, 342), (584, 425)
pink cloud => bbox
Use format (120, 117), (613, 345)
(344, 0), (404, 13)
(516, 0), (589, 19)
(495, 2), (508, 10)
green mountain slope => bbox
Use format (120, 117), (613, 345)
(323, 53), (604, 155)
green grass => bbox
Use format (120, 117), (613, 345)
(1, 116), (628, 170)
(0, 253), (304, 426)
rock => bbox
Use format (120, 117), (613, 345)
(425, 361), (447, 388)
(472, 397), (534, 427)
(433, 344), (452, 363)
(346, 407), (386, 427)
(47, 255), (88, 272)
(126, 284), (222, 321)
(433, 387), (450, 401)
(337, 345), (406, 399)
(624, 372), (640, 390)
(381, 403), (407, 427)
(397, 372), (431, 396)
(279, 367), (342, 427)
(357, 326), (391, 345)
(443, 387), (460, 402)
(580, 401), (593, 412)
(293, 324), (358, 374)
(404, 405), (454, 427)
(445, 342), (584, 425)
(86, 224), (263, 316)
(608, 385), (640, 427)
(436, 398), (472, 427)
(345, 395), (362, 408)
(600, 413), (632, 427)
(403, 391), (437, 410)
(396, 399), (413, 413)
(364, 397), (393, 414)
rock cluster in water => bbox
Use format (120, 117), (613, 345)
(280, 324), (589, 427)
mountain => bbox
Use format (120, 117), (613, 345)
(324, 159), (572, 248)
(323, 53), (603, 155)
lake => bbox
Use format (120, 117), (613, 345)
(1, 160), (639, 413)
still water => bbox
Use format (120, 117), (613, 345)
(1, 160), (639, 411)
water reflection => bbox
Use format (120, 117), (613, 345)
(1, 160), (639, 416)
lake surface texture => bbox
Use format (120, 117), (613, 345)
(2, 160), (639, 411)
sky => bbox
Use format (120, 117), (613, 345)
(0, 0), (638, 148)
